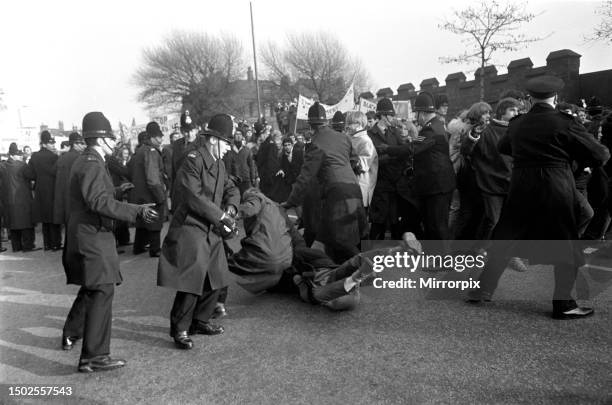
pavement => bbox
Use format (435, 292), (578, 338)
(0, 228), (611, 405)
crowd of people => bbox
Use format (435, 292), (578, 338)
(1, 74), (611, 373)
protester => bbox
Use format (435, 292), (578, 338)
(345, 111), (378, 210)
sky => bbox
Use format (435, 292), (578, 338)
(0, 0), (610, 132)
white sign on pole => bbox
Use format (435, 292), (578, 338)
(296, 84), (355, 120)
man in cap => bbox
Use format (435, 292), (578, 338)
(282, 102), (366, 263)
(157, 113), (240, 350)
(129, 122), (167, 257)
(467, 75), (610, 319)
(24, 130), (62, 250)
(62, 112), (158, 372)
(435, 94), (449, 124)
(0, 143), (39, 252)
(53, 132), (85, 227)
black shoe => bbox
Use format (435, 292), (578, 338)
(51, 246), (63, 252)
(173, 331), (194, 350)
(78, 355), (126, 373)
(149, 250), (161, 258)
(44, 246), (51, 251)
(117, 249), (125, 254)
(0, 247), (8, 253)
(189, 322), (224, 335)
(552, 307), (594, 320)
(465, 289), (492, 303)
(62, 336), (80, 350)
(23, 247), (42, 252)
(133, 249), (146, 255)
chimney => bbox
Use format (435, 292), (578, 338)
(247, 66), (254, 81)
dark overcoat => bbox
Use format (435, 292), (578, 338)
(64, 148), (141, 287)
(227, 189), (293, 293)
(0, 158), (35, 230)
(493, 103), (609, 264)
(158, 145), (240, 295)
(53, 149), (81, 224)
(129, 141), (166, 230)
(25, 148), (58, 223)
(286, 126), (366, 248)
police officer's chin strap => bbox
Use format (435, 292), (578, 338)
(102, 137), (113, 156)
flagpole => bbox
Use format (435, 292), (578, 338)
(250, 2), (262, 120)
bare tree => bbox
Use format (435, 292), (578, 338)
(439, 1), (544, 100)
(260, 31), (371, 104)
(586, 1), (612, 44)
(0, 89), (6, 111)
(133, 30), (245, 124)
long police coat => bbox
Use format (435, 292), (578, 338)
(157, 145), (240, 295)
(53, 149), (81, 224)
(0, 158), (34, 230)
(493, 103), (609, 264)
(286, 126), (366, 249)
(64, 148), (141, 287)
(129, 141), (166, 230)
(25, 148), (58, 223)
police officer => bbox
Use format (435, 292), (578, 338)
(157, 113), (240, 350)
(380, 92), (456, 243)
(129, 122), (167, 257)
(282, 102), (366, 263)
(25, 130), (62, 250)
(468, 76), (610, 319)
(62, 111), (158, 372)
(331, 111), (345, 132)
(170, 111), (199, 209)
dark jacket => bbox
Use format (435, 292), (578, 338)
(256, 139), (282, 196)
(287, 126), (366, 248)
(158, 145), (240, 294)
(170, 137), (196, 209)
(223, 145), (258, 185)
(53, 149), (81, 224)
(461, 119), (512, 195)
(25, 147), (58, 223)
(494, 103), (609, 263)
(227, 189), (293, 293)
(367, 124), (405, 192)
(0, 158), (34, 230)
(64, 148), (141, 287)
(129, 142), (166, 230)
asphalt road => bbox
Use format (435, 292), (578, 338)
(0, 229), (611, 405)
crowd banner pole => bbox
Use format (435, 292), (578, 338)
(250, 2), (262, 120)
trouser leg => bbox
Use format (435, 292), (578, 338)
(217, 286), (228, 304)
(63, 287), (86, 338)
(477, 248), (510, 295)
(10, 230), (23, 251)
(22, 228), (36, 250)
(80, 284), (114, 359)
(148, 230), (161, 256)
(552, 262), (578, 313)
(171, 292), (198, 333)
(114, 221), (130, 246)
(475, 194), (505, 250)
(133, 227), (148, 253)
(50, 224), (62, 248)
(42, 223), (51, 248)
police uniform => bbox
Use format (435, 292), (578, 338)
(472, 76), (610, 318)
(157, 114), (240, 348)
(285, 103), (366, 263)
(53, 133), (84, 226)
(25, 131), (62, 250)
(62, 112), (152, 372)
(129, 122), (167, 256)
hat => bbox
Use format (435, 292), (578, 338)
(180, 110), (195, 132)
(202, 114), (234, 143)
(376, 98), (395, 116)
(308, 102), (327, 125)
(146, 121), (164, 138)
(82, 112), (115, 139)
(68, 132), (83, 145)
(413, 92), (436, 112)
(137, 131), (148, 145)
(8, 142), (23, 156)
(40, 130), (55, 144)
(331, 111), (345, 131)
(525, 75), (564, 99)
(435, 94), (449, 109)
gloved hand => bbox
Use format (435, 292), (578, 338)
(218, 212), (238, 239)
(225, 205), (238, 218)
(138, 205), (159, 224)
